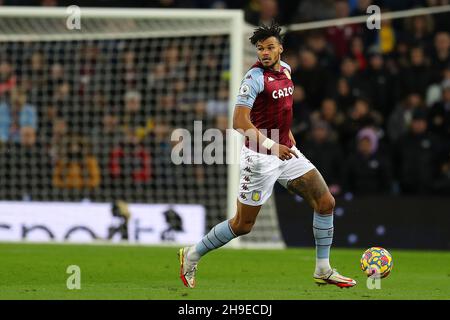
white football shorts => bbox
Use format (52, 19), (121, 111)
(237, 145), (316, 206)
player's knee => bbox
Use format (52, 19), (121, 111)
(230, 219), (254, 236)
(316, 193), (335, 215)
(236, 223), (254, 236)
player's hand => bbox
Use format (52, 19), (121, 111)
(273, 144), (299, 161)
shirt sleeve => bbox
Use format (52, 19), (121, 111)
(235, 68), (264, 109)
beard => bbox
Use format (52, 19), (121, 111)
(260, 57), (279, 69)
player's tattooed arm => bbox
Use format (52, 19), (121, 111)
(287, 169), (330, 209)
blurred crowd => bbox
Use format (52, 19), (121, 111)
(0, 37), (230, 203)
(1, 0), (449, 25)
(0, 0), (449, 201)
(279, 0), (450, 196)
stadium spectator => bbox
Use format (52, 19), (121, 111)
(339, 56), (368, 101)
(343, 127), (393, 195)
(397, 46), (432, 99)
(193, 100), (207, 119)
(0, 126), (51, 200)
(120, 49), (139, 90)
(293, 49), (333, 109)
(24, 51), (47, 106)
(245, 0), (280, 26)
(0, 88), (37, 143)
(47, 117), (68, 158)
(156, 91), (178, 125)
(302, 120), (344, 195)
(77, 44), (104, 98)
(84, 91), (111, 130)
(349, 36), (367, 71)
(310, 98), (345, 142)
(52, 134), (101, 190)
(363, 51), (394, 118)
(151, 119), (174, 185)
(121, 90), (152, 140)
(395, 108), (442, 194)
(39, 103), (58, 140)
(291, 84), (312, 142)
(335, 77), (356, 111)
(109, 129), (152, 187)
(390, 38), (411, 72)
(430, 31), (450, 83)
(45, 63), (66, 106)
(428, 79), (450, 140)
(387, 92), (424, 142)
(403, 14), (434, 48)
(341, 97), (383, 149)
(281, 50), (299, 73)
(0, 60), (17, 99)
(377, 8), (397, 55)
(304, 31), (336, 70)
(206, 84), (228, 118)
(91, 111), (123, 188)
(325, 0), (361, 60)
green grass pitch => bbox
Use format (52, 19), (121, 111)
(0, 243), (449, 300)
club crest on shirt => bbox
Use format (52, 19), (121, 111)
(251, 191), (261, 202)
(283, 68), (291, 80)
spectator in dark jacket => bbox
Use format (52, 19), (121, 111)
(302, 120), (344, 195)
(397, 46), (432, 99)
(387, 93), (424, 143)
(430, 31), (450, 83)
(341, 97), (383, 150)
(396, 108), (442, 194)
(343, 127), (393, 195)
(304, 31), (337, 70)
(292, 49), (333, 109)
(363, 51), (394, 118)
(310, 97), (345, 142)
(428, 79), (450, 141)
(0, 126), (51, 200)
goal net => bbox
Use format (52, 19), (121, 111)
(0, 7), (285, 248)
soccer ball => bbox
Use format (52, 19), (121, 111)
(360, 247), (393, 278)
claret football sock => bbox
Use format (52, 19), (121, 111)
(191, 220), (237, 259)
(313, 212), (333, 274)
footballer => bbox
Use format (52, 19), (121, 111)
(179, 22), (356, 289)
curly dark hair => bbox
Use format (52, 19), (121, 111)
(249, 21), (283, 46)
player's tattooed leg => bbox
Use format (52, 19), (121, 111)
(286, 169), (334, 214)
